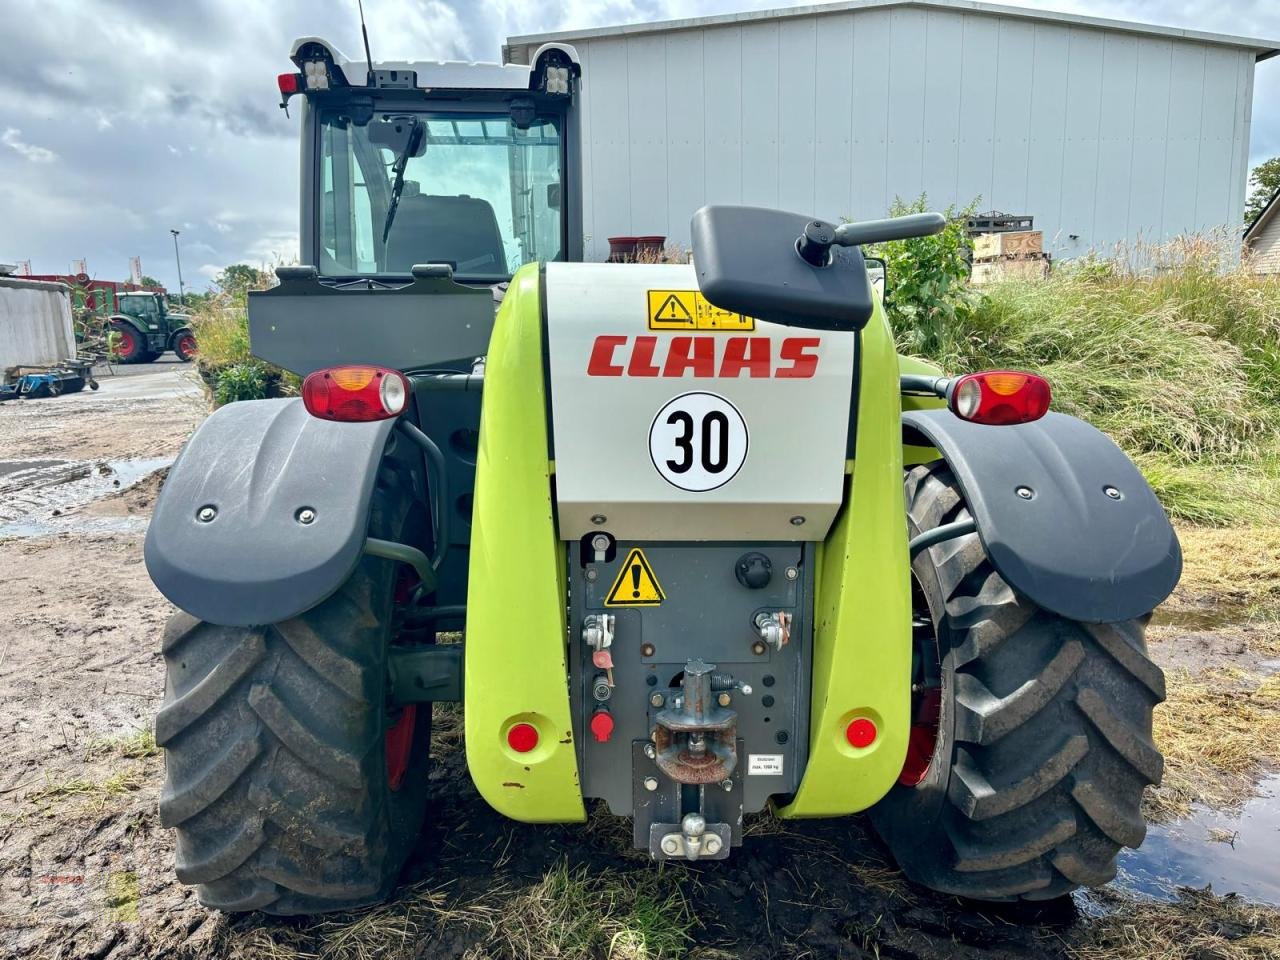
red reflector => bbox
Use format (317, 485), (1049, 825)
(507, 722), (539, 753)
(277, 72), (300, 95)
(948, 370), (1050, 426)
(589, 710), (615, 743)
(301, 365), (409, 422)
(846, 717), (878, 749)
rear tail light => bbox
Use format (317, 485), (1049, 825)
(277, 72), (301, 95)
(948, 371), (1050, 426)
(507, 722), (539, 753)
(301, 365), (409, 422)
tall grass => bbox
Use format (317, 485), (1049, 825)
(901, 234), (1280, 524)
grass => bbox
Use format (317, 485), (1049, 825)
(1147, 668), (1280, 821)
(84, 728), (159, 761)
(1173, 524), (1280, 609)
(902, 235), (1280, 525)
(1071, 888), (1280, 960)
(26, 768), (146, 813)
(220, 862), (695, 960)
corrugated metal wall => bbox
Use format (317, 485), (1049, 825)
(0, 279), (75, 378)
(569, 6), (1256, 261)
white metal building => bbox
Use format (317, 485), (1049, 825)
(505, 0), (1279, 261)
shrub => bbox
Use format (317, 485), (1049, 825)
(213, 362), (272, 406)
(866, 194), (980, 359)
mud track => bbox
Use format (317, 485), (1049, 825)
(1, 367), (1275, 959)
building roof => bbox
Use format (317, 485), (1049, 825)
(506, 0), (1280, 62)
(1246, 189), (1280, 244)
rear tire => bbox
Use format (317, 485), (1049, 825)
(108, 321), (147, 364)
(870, 461), (1165, 901)
(173, 330), (198, 362)
(156, 482), (433, 914)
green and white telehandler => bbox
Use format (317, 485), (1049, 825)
(144, 36), (1181, 915)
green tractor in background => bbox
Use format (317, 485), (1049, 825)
(108, 290), (197, 363)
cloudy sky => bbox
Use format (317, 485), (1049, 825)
(1, 0), (1276, 292)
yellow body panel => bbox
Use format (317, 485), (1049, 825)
(779, 300), (914, 817)
(464, 265), (585, 823)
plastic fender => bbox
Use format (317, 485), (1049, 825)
(144, 398), (395, 626)
(778, 298), (913, 818)
(902, 409), (1182, 623)
(464, 264), (585, 824)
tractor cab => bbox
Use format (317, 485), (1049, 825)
(280, 38), (582, 285)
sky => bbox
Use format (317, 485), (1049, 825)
(1, 0), (1277, 293)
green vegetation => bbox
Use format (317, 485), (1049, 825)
(891, 228), (1280, 525)
(188, 263), (292, 405)
(1245, 155), (1280, 225)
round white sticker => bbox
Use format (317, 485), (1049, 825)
(649, 392), (749, 492)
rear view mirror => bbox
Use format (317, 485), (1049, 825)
(690, 206), (874, 331)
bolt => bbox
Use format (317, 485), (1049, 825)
(721, 779), (733, 792)
(775, 730), (790, 744)
(296, 507), (316, 524)
(790, 515), (806, 526)
(762, 694), (775, 708)
(661, 836), (680, 855)
(762, 675), (775, 687)
(717, 692), (731, 707)
(650, 692), (665, 708)
(751, 640), (767, 656)
(1104, 485), (1123, 500)
(591, 514), (607, 525)
(586, 569), (598, 582)
(644, 776), (659, 792)
(1015, 486), (1034, 500)
(591, 533), (610, 552)
(705, 835), (722, 855)
(641, 643), (656, 657)
(644, 742), (657, 759)
(196, 505), (217, 523)
(785, 566), (799, 581)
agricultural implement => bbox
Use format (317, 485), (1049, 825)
(144, 37), (1181, 915)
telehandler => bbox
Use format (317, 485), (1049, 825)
(144, 37), (1180, 915)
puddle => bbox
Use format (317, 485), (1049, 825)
(1151, 603), (1252, 631)
(1117, 774), (1280, 906)
(0, 456), (171, 538)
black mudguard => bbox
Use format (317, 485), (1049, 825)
(902, 410), (1181, 623)
(144, 398), (395, 627)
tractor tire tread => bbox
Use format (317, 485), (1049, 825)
(872, 461), (1164, 901)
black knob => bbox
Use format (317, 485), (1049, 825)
(796, 219), (836, 266)
(735, 552), (773, 589)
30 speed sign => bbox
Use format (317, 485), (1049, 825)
(648, 392), (749, 492)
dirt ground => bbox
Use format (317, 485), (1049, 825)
(1, 368), (1277, 960)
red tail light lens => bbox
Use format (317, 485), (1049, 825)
(277, 72), (301, 95)
(948, 371), (1050, 426)
(301, 365), (409, 422)
(507, 722), (539, 753)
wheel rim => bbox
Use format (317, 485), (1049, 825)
(385, 706), (417, 791)
(116, 330), (136, 357)
(385, 566), (421, 792)
(899, 576), (942, 787)
(178, 335), (197, 357)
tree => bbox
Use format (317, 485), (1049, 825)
(140, 274), (162, 288)
(214, 263), (272, 297)
(1245, 157), (1280, 225)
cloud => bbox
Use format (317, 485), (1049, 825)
(1, 127), (57, 163)
(0, 0), (1276, 289)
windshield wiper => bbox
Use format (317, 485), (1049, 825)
(382, 121), (425, 244)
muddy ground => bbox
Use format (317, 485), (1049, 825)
(0, 367), (1277, 960)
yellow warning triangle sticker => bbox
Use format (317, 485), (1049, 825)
(605, 548), (667, 606)
(653, 293), (694, 323)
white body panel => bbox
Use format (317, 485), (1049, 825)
(0, 278), (74, 383)
(545, 263), (855, 542)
